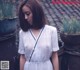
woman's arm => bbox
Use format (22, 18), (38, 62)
(51, 52), (59, 70)
(20, 54), (26, 70)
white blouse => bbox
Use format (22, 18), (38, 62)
(18, 25), (59, 70)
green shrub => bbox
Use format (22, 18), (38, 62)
(62, 16), (80, 35)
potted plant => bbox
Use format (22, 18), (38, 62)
(60, 16), (80, 50)
(60, 15), (80, 70)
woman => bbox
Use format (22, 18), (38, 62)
(18, 0), (59, 70)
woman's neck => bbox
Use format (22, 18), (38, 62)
(30, 29), (41, 38)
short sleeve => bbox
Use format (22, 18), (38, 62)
(18, 30), (25, 54)
(51, 27), (59, 52)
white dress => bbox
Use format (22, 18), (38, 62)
(18, 25), (59, 70)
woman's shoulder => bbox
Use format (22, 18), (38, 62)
(19, 29), (23, 34)
(19, 29), (30, 36)
(19, 29), (26, 36)
(45, 24), (57, 32)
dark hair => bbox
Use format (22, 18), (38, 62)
(19, 0), (46, 31)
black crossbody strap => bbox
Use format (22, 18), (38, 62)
(29, 27), (44, 62)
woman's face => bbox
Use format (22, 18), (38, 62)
(22, 5), (33, 25)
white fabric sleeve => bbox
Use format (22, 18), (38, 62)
(18, 30), (25, 54)
(51, 27), (59, 52)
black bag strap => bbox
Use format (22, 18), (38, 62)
(29, 27), (44, 62)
